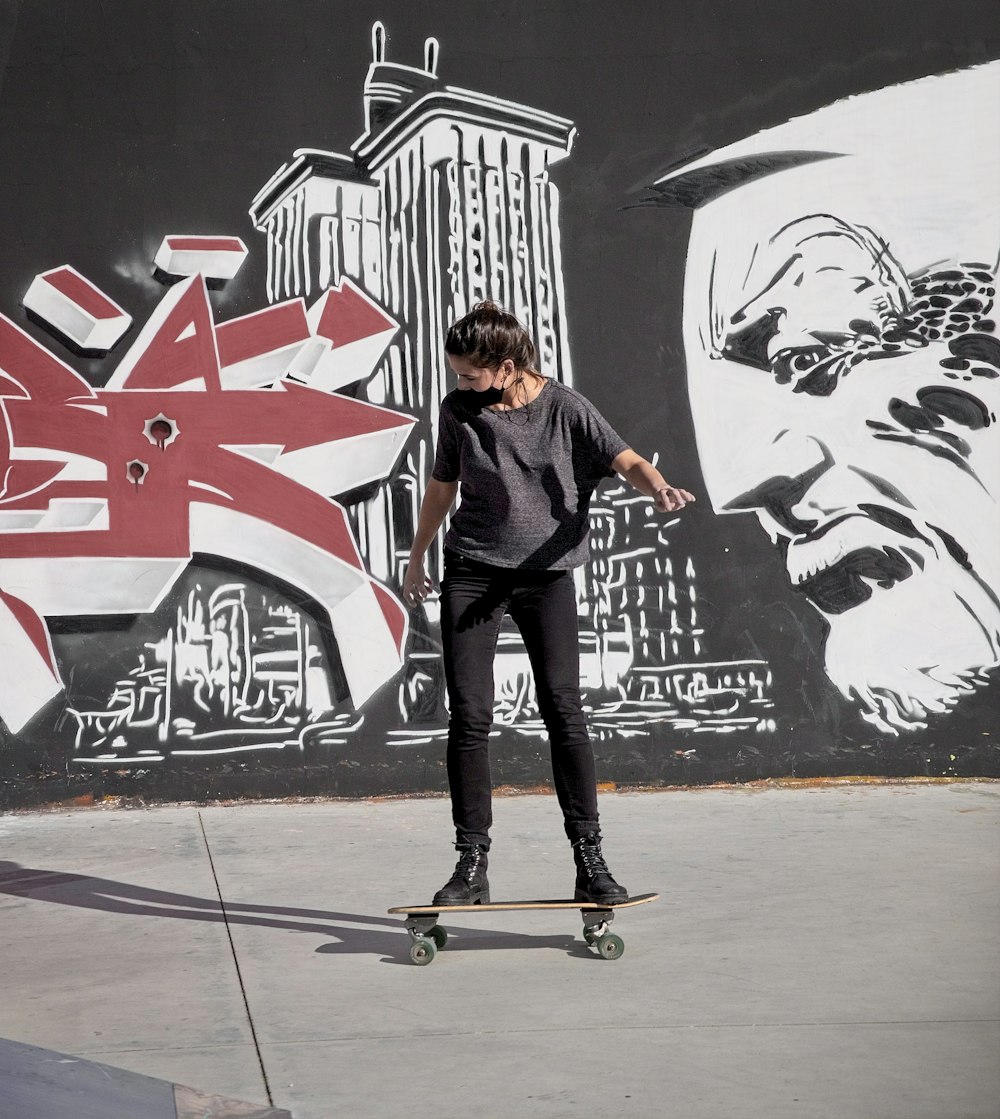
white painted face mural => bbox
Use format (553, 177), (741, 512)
(657, 63), (1000, 733)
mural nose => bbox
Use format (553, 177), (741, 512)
(720, 431), (833, 532)
(693, 362), (832, 517)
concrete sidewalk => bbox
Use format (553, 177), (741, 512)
(1, 783), (998, 1119)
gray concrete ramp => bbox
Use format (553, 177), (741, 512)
(0, 1037), (291, 1119)
(2, 784), (998, 1119)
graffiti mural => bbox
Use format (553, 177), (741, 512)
(653, 63), (1000, 734)
(0, 265), (414, 747)
(0, 4), (996, 806)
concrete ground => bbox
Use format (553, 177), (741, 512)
(1, 782), (998, 1119)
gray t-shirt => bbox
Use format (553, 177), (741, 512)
(432, 379), (629, 569)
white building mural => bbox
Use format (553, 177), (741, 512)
(247, 22), (775, 751)
(250, 22), (577, 593)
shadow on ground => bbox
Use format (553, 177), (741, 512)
(0, 861), (596, 963)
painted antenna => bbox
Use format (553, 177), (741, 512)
(424, 36), (439, 77)
(372, 21), (386, 63)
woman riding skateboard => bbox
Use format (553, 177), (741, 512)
(402, 302), (694, 907)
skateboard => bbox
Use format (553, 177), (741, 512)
(388, 893), (658, 965)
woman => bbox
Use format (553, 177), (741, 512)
(403, 302), (694, 905)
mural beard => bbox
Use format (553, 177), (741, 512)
(724, 224), (1000, 734)
(823, 560), (999, 733)
(663, 63), (1000, 736)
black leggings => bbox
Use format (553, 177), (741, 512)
(440, 549), (600, 848)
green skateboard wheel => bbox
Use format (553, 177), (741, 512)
(410, 938), (437, 965)
(597, 933), (624, 960)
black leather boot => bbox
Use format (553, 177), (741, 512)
(572, 832), (628, 904)
(433, 844), (490, 905)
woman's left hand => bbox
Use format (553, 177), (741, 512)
(654, 484), (696, 512)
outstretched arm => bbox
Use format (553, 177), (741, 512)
(402, 477), (459, 606)
(611, 448), (695, 513)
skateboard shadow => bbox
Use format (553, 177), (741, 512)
(0, 861), (602, 963)
(0, 859), (434, 961)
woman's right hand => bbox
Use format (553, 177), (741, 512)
(402, 557), (434, 608)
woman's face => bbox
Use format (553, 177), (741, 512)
(447, 355), (513, 391)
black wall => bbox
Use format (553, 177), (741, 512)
(0, 0), (997, 808)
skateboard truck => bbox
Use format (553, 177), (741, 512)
(581, 908), (612, 940)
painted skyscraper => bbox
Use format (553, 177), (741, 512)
(250, 23), (576, 587)
(248, 23), (766, 735)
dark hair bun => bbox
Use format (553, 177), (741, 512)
(445, 302), (539, 372)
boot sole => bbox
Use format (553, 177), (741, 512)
(432, 888), (491, 907)
(574, 889), (628, 905)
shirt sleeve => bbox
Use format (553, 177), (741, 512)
(577, 396), (629, 477)
(431, 400), (461, 482)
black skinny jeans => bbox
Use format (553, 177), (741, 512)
(440, 548), (600, 848)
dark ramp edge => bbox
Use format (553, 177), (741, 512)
(0, 1037), (291, 1119)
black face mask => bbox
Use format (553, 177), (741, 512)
(462, 384), (505, 408)
(460, 372), (506, 409)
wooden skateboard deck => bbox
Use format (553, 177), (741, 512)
(389, 892), (658, 914)
(388, 892), (658, 964)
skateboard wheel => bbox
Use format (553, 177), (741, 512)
(410, 938), (437, 966)
(583, 928), (598, 946)
(429, 925), (448, 950)
(596, 934), (624, 960)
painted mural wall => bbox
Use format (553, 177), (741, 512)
(0, 1), (997, 808)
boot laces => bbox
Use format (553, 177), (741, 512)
(575, 835), (610, 879)
(453, 845), (485, 882)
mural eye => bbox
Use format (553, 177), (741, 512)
(772, 346), (829, 384)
